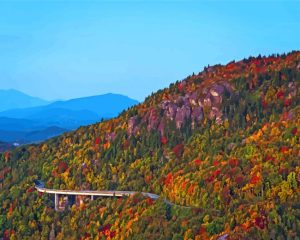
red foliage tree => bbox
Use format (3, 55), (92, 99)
(161, 136), (167, 145)
(187, 184), (195, 195)
(280, 146), (289, 154)
(193, 159), (202, 166)
(58, 162), (68, 173)
(212, 169), (221, 177)
(146, 198), (154, 206)
(284, 99), (291, 107)
(229, 158), (238, 168)
(110, 231), (116, 238)
(265, 155), (275, 162)
(178, 82), (184, 91)
(235, 175), (244, 185)
(291, 127), (298, 135)
(172, 144), (184, 158)
(164, 173), (173, 186)
(276, 90), (284, 99)
(250, 175), (261, 185)
(27, 187), (35, 193)
(213, 160), (219, 166)
(181, 180), (188, 190)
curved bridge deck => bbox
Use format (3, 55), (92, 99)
(35, 186), (159, 199)
(34, 181), (159, 211)
(34, 180), (190, 211)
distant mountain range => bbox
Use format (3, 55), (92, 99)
(0, 126), (67, 143)
(0, 93), (138, 124)
(0, 89), (49, 112)
(0, 91), (138, 148)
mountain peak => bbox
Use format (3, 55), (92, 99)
(0, 89), (49, 112)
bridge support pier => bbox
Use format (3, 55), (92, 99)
(91, 195), (94, 201)
(55, 193), (59, 211)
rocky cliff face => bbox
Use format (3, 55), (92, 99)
(125, 81), (237, 137)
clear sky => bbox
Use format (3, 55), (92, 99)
(0, 1), (299, 101)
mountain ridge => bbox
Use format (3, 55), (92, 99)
(0, 92), (139, 118)
(0, 51), (299, 239)
(0, 93), (138, 145)
(0, 89), (49, 112)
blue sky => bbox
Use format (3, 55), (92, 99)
(0, 1), (299, 101)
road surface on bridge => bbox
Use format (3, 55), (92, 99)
(34, 180), (190, 208)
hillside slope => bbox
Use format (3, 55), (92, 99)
(0, 52), (299, 239)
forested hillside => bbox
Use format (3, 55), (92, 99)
(0, 52), (299, 239)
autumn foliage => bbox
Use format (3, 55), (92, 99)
(0, 51), (299, 239)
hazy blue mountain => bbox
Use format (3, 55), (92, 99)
(0, 112), (96, 132)
(0, 126), (67, 144)
(0, 92), (138, 145)
(0, 117), (42, 131)
(20, 126), (68, 143)
(0, 93), (138, 120)
(47, 93), (139, 116)
(0, 89), (49, 112)
(0, 129), (26, 143)
(17, 108), (99, 129)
